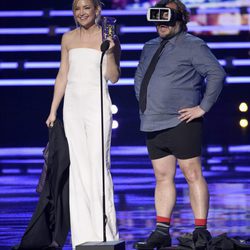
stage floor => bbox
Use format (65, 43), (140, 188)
(0, 146), (249, 249)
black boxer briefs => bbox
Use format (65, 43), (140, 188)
(146, 118), (203, 160)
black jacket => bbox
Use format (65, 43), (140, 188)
(14, 120), (70, 249)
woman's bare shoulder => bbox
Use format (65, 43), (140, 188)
(62, 29), (79, 47)
(64, 28), (79, 39)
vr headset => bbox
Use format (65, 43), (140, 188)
(147, 7), (183, 25)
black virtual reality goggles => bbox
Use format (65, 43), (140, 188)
(147, 7), (183, 26)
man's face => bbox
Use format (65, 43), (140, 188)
(156, 2), (181, 39)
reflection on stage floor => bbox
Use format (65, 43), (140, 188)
(0, 146), (249, 249)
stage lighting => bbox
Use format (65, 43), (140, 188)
(239, 102), (248, 112)
(112, 120), (119, 129)
(111, 105), (118, 114)
(239, 119), (248, 128)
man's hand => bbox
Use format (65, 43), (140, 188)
(178, 106), (205, 123)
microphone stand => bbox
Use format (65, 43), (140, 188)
(100, 43), (108, 243)
(76, 40), (125, 250)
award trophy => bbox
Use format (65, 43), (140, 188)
(102, 16), (116, 41)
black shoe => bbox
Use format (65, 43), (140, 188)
(42, 247), (62, 250)
(134, 230), (172, 250)
(11, 246), (20, 250)
(193, 228), (212, 250)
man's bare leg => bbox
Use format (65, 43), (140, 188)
(178, 156), (209, 220)
(177, 156), (212, 247)
(152, 155), (177, 218)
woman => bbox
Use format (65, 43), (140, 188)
(46, 0), (121, 248)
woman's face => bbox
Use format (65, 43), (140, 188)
(74, 0), (99, 28)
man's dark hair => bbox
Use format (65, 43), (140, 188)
(155, 0), (190, 31)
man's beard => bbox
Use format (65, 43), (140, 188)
(158, 25), (181, 39)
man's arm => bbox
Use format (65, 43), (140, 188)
(134, 46), (146, 101)
(191, 41), (226, 112)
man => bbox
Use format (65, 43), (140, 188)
(134, 0), (226, 249)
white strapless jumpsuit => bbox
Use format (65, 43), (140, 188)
(63, 48), (118, 249)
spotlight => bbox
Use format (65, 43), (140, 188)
(239, 102), (248, 112)
(239, 119), (248, 128)
(112, 120), (119, 129)
(111, 105), (118, 114)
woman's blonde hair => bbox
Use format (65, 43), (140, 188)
(72, 0), (103, 27)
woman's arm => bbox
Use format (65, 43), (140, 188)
(46, 33), (69, 127)
(105, 36), (121, 84)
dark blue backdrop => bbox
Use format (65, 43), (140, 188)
(0, 0), (249, 147)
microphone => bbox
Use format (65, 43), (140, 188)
(100, 40), (110, 53)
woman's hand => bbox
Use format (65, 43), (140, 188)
(46, 113), (56, 127)
(106, 36), (118, 54)
(178, 106), (205, 123)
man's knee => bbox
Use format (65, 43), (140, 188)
(183, 168), (201, 183)
(153, 156), (176, 182)
(155, 173), (174, 183)
(178, 158), (202, 183)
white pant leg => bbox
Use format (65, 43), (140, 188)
(64, 114), (97, 249)
(85, 110), (119, 242)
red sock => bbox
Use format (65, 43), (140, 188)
(195, 218), (207, 228)
(157, 216), (171, 225)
